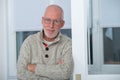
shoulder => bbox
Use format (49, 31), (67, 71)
(60, 34), (72, 55)
(60, 34), (72, 47)
(23, 32), (41, 44)
(61, 34), (72, 42)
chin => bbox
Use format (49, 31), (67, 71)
(47, 35), (56, 38)
(45, 31), (58, 38)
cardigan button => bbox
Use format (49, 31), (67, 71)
(45, 54), (49, 58)
(45, 47), (49, 51)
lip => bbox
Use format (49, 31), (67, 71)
(46, 29), (55, 34)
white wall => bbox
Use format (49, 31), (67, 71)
(0, 0), (7, 80)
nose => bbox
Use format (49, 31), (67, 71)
(49, 21), (54, 28)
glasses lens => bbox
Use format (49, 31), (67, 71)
(43, 17), (62, 25)
(44, 18), (51, 24)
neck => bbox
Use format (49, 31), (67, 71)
(43, 33), (56, 42)
(44, 36), (55, 42)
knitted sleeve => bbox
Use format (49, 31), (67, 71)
(17, 36), (39, 80)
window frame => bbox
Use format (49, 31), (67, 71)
(88, 0), (120, 74)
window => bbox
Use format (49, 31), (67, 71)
(88, 0), (120, 74)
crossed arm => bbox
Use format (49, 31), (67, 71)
(27, 59), (63, 73)
(17, 51), (73, 80)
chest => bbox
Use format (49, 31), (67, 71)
(30, 42), (64, 65)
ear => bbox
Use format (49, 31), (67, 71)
(41, 17), (44, 24)
(60, 20), (65, 28)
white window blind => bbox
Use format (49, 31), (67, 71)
(14, 0), (71, 31)
(99, 0), (120, 27)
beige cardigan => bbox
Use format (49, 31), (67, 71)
(17, 31), (73, 80)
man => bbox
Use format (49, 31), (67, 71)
(17, 4), (73, 80)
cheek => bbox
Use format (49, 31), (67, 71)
(42, 23), (49, 28)
(54, 26), (60, 29)
(54, 27), (61, 32)
(56, 25), (62, 30)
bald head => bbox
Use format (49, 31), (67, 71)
(44, 5), (64, 19)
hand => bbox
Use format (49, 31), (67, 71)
(58, 59), (63, 64)
(27, 64), (36, 73)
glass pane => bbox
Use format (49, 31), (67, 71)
(104, 28), (120, 64)
(16, 31), (38, 60)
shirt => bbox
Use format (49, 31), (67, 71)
(17, 31), (73, 80)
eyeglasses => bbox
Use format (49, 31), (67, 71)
(43, 17), (63, 25)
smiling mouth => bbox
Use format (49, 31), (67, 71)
(47, 29), (55, 33)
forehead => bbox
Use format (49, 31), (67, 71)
(44, 6), (63, 19)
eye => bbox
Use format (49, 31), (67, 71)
(54, 20), (61, 24)
(45, 19), (51, 23)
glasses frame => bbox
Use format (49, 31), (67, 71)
(42, 17), (63, 25)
